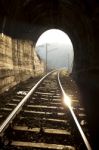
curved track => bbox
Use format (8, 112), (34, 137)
(0, 70), (92, 150)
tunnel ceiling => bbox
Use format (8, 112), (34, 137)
(0, 0), (98, 41)
(0, 0), (99, 72)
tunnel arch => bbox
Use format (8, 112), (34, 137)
(0, 0), (94, 76)
(35, 28), (74, 72)
(33, 17), (93, 76)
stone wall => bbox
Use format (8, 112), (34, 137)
(0, 34), (44, 94)
(33, 51), (44, 76)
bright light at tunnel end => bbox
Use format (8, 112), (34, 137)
(36, 29), (73, 46)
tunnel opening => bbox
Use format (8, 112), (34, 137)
(35, 29), (74, 73)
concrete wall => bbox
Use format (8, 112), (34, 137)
(0, 34), (44, 94)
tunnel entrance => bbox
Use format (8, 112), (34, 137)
(35, 29), (74, 73)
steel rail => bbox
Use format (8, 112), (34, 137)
(58, 71), (92, 150)
(0, 70), (55, 136)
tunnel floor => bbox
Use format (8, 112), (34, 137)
(0, 71), (93, 150)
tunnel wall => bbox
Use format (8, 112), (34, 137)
(0, 34), (44, 94)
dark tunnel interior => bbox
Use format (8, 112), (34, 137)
(0, 0), (99, 149)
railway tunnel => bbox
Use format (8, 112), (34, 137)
(0, 0), (99, 149)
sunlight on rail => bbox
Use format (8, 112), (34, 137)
(63, 94), (71, 108)
(69, 107), (92, 150)
(58, 71), (92, 150)
(63, 97), (92, 150)
(63, 91), (92, 150)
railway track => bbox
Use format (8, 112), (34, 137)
(0, 70), (92, 150)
